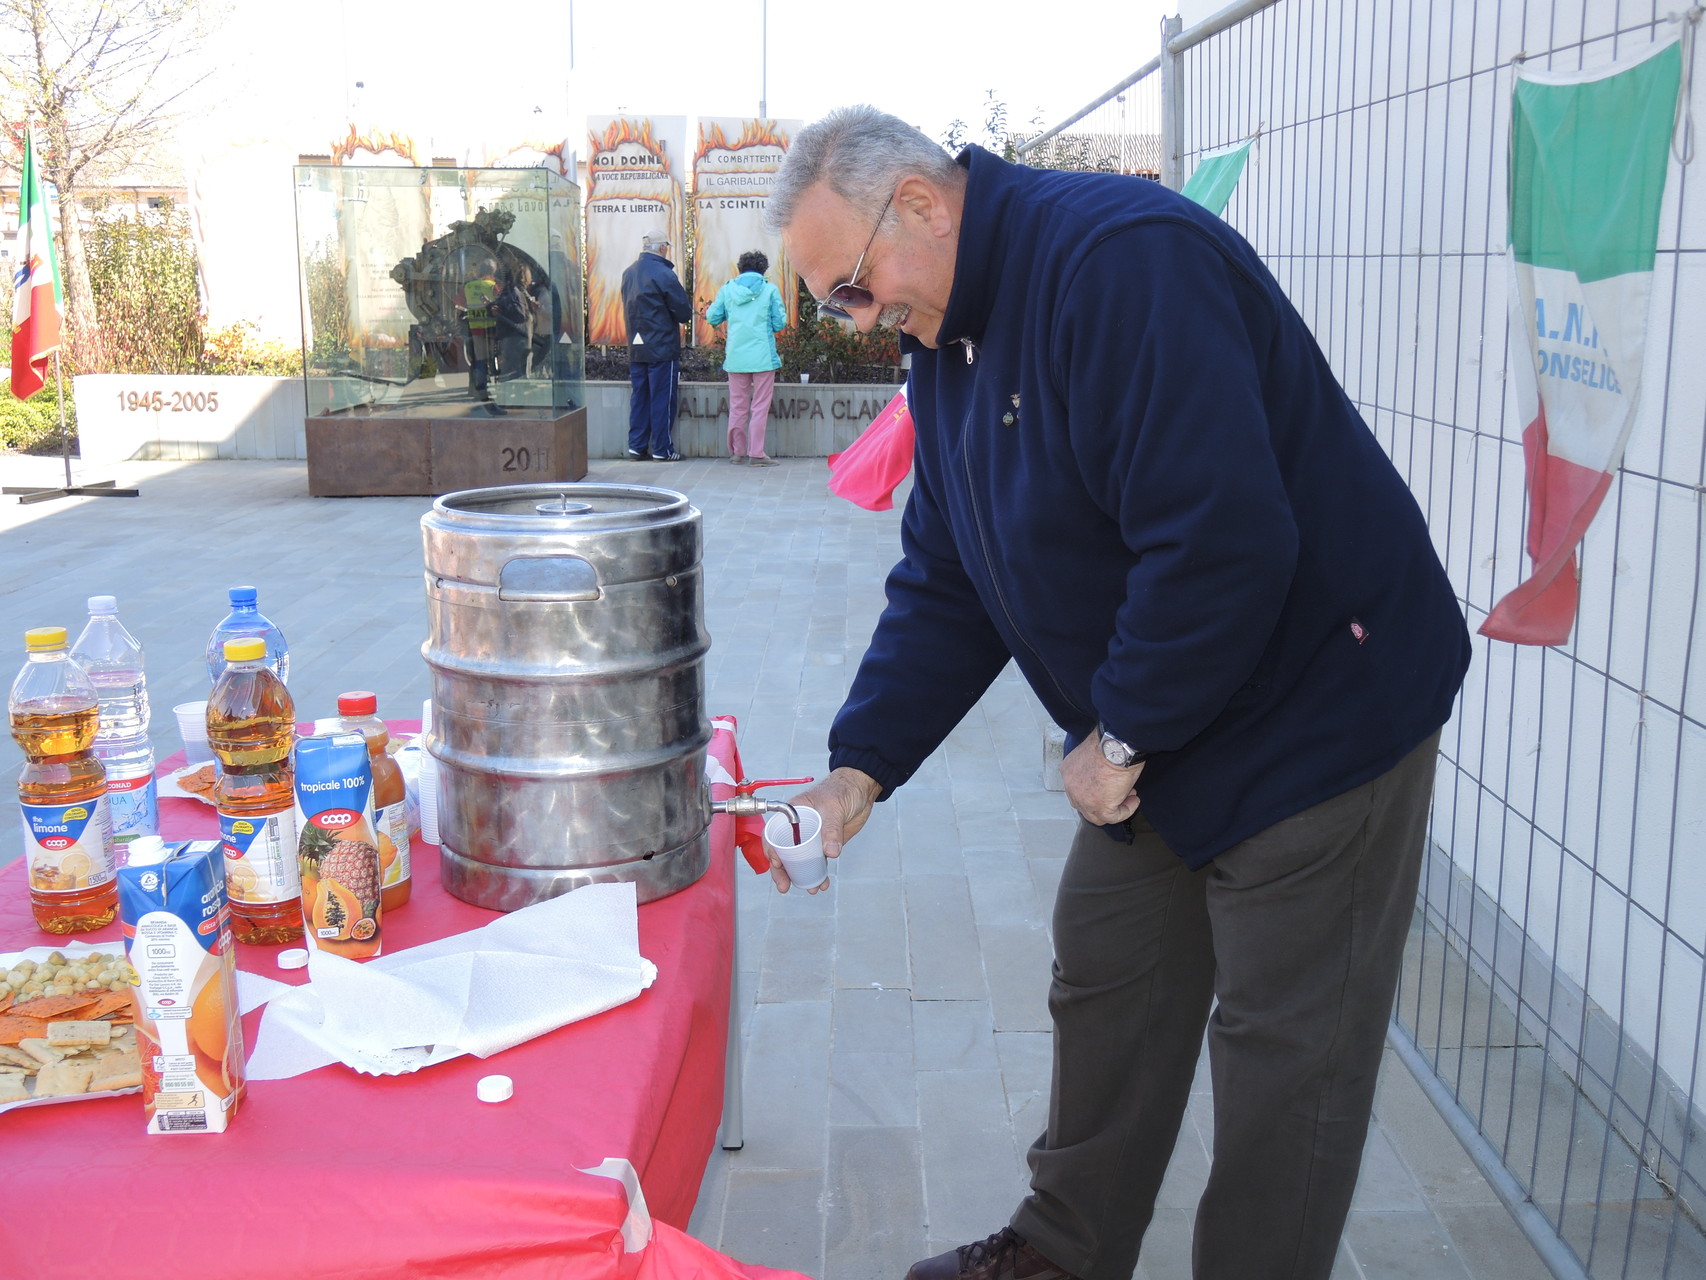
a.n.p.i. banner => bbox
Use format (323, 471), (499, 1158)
(691, 118), (801, 347)
(585, 115), (687, 347)
(1481, 37), (1682, 645)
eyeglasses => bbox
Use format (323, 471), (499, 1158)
(815, 188), (896, 321)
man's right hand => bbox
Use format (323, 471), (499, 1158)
(772, 767), (881, 894)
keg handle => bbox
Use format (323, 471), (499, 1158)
(711, 775), (814, 825)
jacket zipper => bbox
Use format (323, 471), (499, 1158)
(954, 340), (1094, 724)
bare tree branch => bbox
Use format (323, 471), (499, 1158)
(0, 0), (217, 370)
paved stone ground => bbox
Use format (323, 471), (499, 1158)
(0, 453), (1556, 1280)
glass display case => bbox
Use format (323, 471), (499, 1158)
(296, 164), (584, 417)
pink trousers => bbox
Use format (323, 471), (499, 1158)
(727, 371), (777, 458)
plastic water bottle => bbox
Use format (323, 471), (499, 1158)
(205, 586), (290, 686)
(70, 595), (158, 850)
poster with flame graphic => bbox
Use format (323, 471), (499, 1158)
(691, 118), (800, 348)
(585, 115), (687, 346)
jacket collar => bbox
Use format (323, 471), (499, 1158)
(933, 145), (1022, 351)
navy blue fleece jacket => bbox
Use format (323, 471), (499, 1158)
(827, 147), (1471, 867)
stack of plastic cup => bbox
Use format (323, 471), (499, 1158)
(417, 698), (439, 846)
(173, 700), (214, 766)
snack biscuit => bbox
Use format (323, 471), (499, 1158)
(33, 1060), (95, 1097)
(47, 1020), (111, 1047)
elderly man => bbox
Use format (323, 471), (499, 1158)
(767, 106), (1471, 1280)
(622, 230), (692, 461)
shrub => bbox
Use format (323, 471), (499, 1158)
(199, 323), (304, 376)
(0, 379), (75, 453)
(84, 200), (202, 375)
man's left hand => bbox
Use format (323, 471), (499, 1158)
(1062, 734), (1144, 826)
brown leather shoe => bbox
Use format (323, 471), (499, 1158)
(905, 1228), (1081, 1280)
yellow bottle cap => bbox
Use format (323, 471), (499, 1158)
(223, 637), (267, 662)
(25, 627), (67, 651)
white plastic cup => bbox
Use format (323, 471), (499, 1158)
(764, 805), (827, 891)
(799, 373), (810, 383)
(173, 700), (214, 766)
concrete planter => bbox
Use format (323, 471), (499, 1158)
(585, 380), (902, 458)
(71, 374), (904, 464)
(74, 374), (306, 464)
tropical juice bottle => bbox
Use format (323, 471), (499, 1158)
(117, 838), (246, 1133)
(294, 732), (383, 959)
(10, 627), (117, 933)
(209, 638), (301, 945)
(336, 691), (410, 911)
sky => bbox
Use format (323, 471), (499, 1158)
(196, 0), (1173, 160)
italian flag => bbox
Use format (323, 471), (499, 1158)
(10, 126), (62, 401)
(1481, 38), (1682, 645)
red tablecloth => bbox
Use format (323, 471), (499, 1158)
(0, 721), (804, 1280)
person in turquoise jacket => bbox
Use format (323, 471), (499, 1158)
(706, 250), (788, 466)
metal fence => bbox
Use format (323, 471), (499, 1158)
(1020, 3), (1706, 1278)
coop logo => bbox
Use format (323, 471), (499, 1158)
(312, 809), (360, 831)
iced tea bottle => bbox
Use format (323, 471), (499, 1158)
(9, 627), (117, 933)
(337, 691), (410, 910)
(210, 637), (301, 944)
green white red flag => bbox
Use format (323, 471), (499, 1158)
(10, 125), (63, 401)
(1480, 38), (1683, 645)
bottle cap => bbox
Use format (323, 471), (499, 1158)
(87, 595), (117, 614)
(224, 637), (267, 662)
(127, 836), (171, 866)
(228, 586), (258, 606)
(337, 691), (378, 716)
(24, 627), (66, 651)
(277, 948), (309, 970)
(476, 1074), (514, 1103)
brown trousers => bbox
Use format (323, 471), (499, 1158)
(1012, 733), (1441, 1280)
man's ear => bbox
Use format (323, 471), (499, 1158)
(894, 174), (956, 239)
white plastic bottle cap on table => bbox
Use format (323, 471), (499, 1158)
(476, 1074), (514, 1103)
(277, 948), (309, 970)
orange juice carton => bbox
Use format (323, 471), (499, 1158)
(116, 838), (246, 1133)
(294, 732), (383, 959)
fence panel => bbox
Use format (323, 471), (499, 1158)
(1022, 3), (1706, 1277)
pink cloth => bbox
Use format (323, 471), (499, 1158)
(727, 371), (777, 458)
(827, 389), (914, 511)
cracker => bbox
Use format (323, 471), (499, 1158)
(88, 1053), (142, 1092)
(0, 988), (13, 1015)
(17, 1038), (68, 1066)
(80, 990), (133, 1021)
(11, 992), (98, 1021)
(0, 1014), (50, 1046)
(46, 1020), (111, 1047)
(0, 1044), (38, 1070)
(32, 1060), (94, 1097)
(0, 1074), (29, 1104)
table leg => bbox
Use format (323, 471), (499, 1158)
(720, 848), (744, 1150)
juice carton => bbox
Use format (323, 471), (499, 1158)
(116, 839), (246, 1133)
(294, 732), (383, 959)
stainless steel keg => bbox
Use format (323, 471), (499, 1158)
(420, 483), (712, 909)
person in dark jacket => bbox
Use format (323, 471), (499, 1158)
(621, 231), (693, 461)
(489, 268), (532, 385)
(767, 106), (1472, 1280)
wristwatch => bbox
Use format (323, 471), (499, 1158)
(1098, 724), (1148, 769)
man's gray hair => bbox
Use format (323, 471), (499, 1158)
(766, 105), (961, 234)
